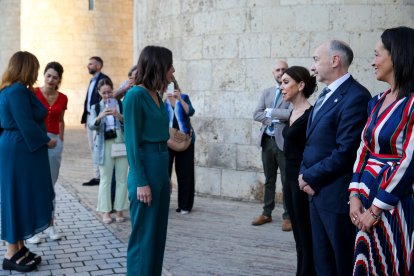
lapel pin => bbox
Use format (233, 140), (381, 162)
(334, 98), (338, 103)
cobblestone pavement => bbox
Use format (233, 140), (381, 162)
(1, 126), (296, 275)
(0, 184), (127, 276)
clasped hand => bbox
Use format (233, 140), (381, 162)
(298, 174), (315, 196)
(349, 198), (378, 233)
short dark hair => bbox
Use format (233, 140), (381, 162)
(90, 56), (103, 67)
(329, 40), (354, 68)
(135, 45), (173, 93)
(97, 77), (113, 91)
(44, 61), (64, 89)
(381, 26), (414, 99)
(284, 66), (317, 98)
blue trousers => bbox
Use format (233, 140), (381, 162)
(127, 143), (170, 276)
(309, 201), (355, 276)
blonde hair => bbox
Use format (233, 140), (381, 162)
(0, 51), (40, 91)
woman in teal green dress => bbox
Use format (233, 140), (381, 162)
(0, 51), (56, 272)
(123, 45), (174, 276)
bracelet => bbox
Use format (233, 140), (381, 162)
(347, 193), (359, 205)
(349, 193), (360, 200)
(369, 207), (381, 221)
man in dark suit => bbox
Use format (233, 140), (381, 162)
(299, 40), (371, 276)
(81, 56), (108, 186)
(252, 60), (293, 231)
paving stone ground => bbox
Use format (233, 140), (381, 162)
(0, 184), (127, 276)
(1, 126), (296, 275)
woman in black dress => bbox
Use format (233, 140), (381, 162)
(280, 66), (317, 276)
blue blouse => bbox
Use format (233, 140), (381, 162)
(165, 94), (195, 143)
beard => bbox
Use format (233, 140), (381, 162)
(89, 68), (97, 75)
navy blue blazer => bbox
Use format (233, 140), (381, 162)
(300, 76), (371, 214)
(81, 72), (109, 124)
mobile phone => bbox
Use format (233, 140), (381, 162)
(106, 98), (116, 109)
(166, 82), (174, 95)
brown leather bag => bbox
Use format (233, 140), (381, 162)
(167, 128), (192, 151)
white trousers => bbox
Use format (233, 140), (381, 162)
(96, 139), (129, 212)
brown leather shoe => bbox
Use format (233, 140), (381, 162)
(251, 215), (272, 226)
(282, 219), (292, 231)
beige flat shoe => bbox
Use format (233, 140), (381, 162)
(115, 217), (126, 223)
(102, 213), (112, 224)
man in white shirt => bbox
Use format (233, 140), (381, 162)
(81, 56), (108, 186)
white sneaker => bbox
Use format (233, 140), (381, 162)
(180, 210), (189, 215)
(44, 226), (63, 240)
(26, 235), (42, 244)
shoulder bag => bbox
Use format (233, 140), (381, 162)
(167, 128), (192, 152)
(111, 142), (126, 157)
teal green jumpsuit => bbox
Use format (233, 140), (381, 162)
(123, 86), (170, 276)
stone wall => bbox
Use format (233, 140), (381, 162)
(134, 0), (414, 200)
(0, 0), (21, 76)
(0, 0), (133, 125)
(0, 0), (413, 201)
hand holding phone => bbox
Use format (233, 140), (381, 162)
(106, 98), (116, 109)
(166, 83), (174, 96)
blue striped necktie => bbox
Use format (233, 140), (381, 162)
(312, 87), (330, 121)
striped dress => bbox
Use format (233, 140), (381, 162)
(349, 89), (414, 275)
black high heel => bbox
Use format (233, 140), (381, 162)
(2, 247), (37, 272)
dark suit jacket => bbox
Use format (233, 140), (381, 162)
(81, 72), (109, 124)
(300, 76), (371, 214)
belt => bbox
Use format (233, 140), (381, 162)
(263, 133), (275, 139)
(141, 142), (168, 153)
(2, 128), (18, 131)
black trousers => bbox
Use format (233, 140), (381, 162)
(168, 143), (195, 212)
(283, 160), (315, 276)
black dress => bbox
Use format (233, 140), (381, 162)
(282, 108), (315, 276)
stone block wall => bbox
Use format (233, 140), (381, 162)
(135, 0), (414, 201)
(0, 0), (413, 201)
(0, 0), (21, 76)
(0, 0), (133, 125)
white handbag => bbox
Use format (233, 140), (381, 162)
(111, 143), (127, 157)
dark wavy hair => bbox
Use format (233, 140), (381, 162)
(381, 26), (414, 99)
(44, 61), (64, 89)
(284, 66), (317, 98)
(135, 45), (173, 93)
